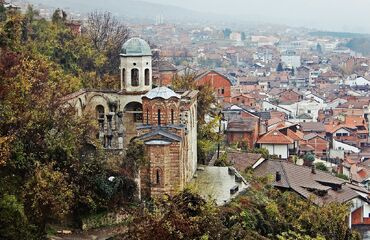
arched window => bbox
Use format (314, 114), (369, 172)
(122, 68), (126, 84)
(171, 109), (174, 124)
(154, 168), (163, 186)
(131, 68), (139, 86)
(157, 109), (161, 126)
(96, 105), (105, 119)
(145, 69), (150, 86)
(156, 169), (161, 185)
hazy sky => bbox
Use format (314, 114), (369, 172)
(144, 0), (370, 33)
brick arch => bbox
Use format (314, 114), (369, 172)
(85, 94), (110, 114)
(167, 103), (178, 125)
(152, 101), (168, 125)
(86, 93), (110, 104)
(123, 101), (142, 111)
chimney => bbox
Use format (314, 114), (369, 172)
(276, 171), (281, 181)
(311, 164), (316, 174)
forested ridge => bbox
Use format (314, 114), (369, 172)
(0, 5), (362, 240)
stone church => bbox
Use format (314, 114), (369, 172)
(62, 38), (198, 198)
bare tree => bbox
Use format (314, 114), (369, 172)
(85, 11), (129, 74)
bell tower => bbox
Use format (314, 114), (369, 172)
(120, 37), (152, 92)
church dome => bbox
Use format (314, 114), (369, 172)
(121, 37), (152, 56)
(144, 86), (181, 100)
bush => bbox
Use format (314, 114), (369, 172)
(315, 162), (328, 172)
(335, 173), (349, 181)
(0, 194), (34, 240)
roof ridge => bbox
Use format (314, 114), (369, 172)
(280, 162), (292, 188)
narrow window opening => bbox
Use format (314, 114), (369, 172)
(158, 109), (161, 126)
(146, 109), (149, 125)
(156, 169), (161, 185)
(171, 109), (174, 124)
(145, 69), (150, 86)
(131, 68), (139, 86)
(122, 68), (126, 85)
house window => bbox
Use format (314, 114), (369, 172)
(131, 68), (139, 86)
(221, 88), (225, 94)
(307, 110), (311, 114)
(145, 69), (150, 86)
(158, 109), (161, 126)
(171, 109), (174, 124)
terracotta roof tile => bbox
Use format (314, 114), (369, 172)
(254, 160), (361, 205)
(257, 130), (294, 145)
(227, 150), (263, 172)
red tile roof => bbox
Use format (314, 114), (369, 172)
(257, 130), (294, 145)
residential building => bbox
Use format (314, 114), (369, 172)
(195, 70), (232, 103)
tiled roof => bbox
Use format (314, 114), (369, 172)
(226, 150), (263, 172)
(195, 70), (232, 85)
(153, 60), (178, 72)
(257, 111), (271, 120)
(299, 144), (315, 151)
(325, 123), (356, 134)
(254, 160), (361, 205)
(138, 128), (182, 142)
(303, 133), (326, 141)
(287, 129), (304, 141)
(257, 130), (294, 145)
(300, 122), (325, 132)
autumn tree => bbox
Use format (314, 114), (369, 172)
(85, 11), (129, 76)
(118, 189), (267, 240)
(24, 163), (74, 227)
(0, 9), (125, 237)
(172, 72), (217, 123)
(0, 194), (35, 240)
(0, 2), (6, 22)
(52, 8), (67, 24)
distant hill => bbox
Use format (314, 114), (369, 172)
(346, 38), (370, 56)
(309, 31), (370, 39)
(25, 0), (224, 23)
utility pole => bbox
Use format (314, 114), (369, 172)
(217, 111), (223, 160)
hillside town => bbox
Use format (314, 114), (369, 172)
(2, 0), (370, 239)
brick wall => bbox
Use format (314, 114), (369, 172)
(196, 71), (231, 103)
(307, 137), (329, 157)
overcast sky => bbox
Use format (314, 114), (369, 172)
(143, 0), (370, 33)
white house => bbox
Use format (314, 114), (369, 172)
(279, 99), (326, 122)
(346, 77), (370, 87)
(257, 130), (294, 159)
(333, 139), (361, 154)
(262, 101), (292, 116)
